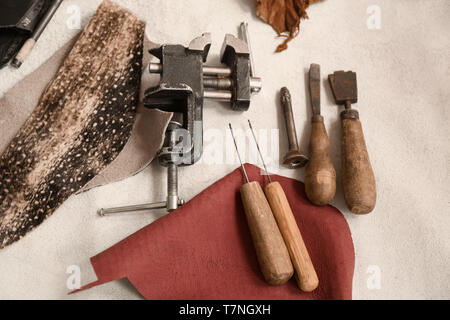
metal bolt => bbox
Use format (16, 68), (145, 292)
(98, 120), (185, 216)
(280, 87), (309, 168)
(166, 163), (179, 212)
(98, 201), (168, 216)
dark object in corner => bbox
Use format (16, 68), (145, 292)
(0, 0), (53, 69)
(12, 0), (64, 68)
(254, 0), (321, 52)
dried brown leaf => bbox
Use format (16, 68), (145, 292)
(255, 0), (321, 52)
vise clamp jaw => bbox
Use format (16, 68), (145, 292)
(220, 34), (252, 111)
(144, 24), (261, 167)
(98, 23), (260, 216)
(144, 33), (211, 165)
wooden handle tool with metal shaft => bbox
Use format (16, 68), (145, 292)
(329, 71), (376, 214)
(12, 0), (64, 68)
(305, 64), (336, 206)
(248, 120), (319, 292)
(229, 124), (293, 285)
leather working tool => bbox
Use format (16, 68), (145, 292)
(229, 123), (293, 285)
(248, 120), (319, 292)
(99, 22), (262, 216)
(280, 87), (309, 168)
(12, 0), (64, 68)
(0, 0), (45, 32)
(304, 64), (336, 206)
(0, 0), (51, 68)
(328, 70), (376, 214)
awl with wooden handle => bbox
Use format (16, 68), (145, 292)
(305, 64), (336, 206)
(328, 71), (376, 214)
(229, 124), (293, 285)
(12, 0), (64, 68)
(248, 121), (319, 292)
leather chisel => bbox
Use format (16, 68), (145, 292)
(305, 64), (337, 205)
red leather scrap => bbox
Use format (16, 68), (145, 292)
(72, 164), (354, 299)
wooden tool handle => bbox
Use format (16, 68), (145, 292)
(13, 38), (36, 65)
(341, 118), (376, 214)
(264, 182), (319, 292)
(305, 115), (336, 205)
(240, 181), (294, 285)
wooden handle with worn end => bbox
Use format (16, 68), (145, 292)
(341, 118), (376, 214)
(305, 115), (337, 205)
(240, 181), (294, 285)
(12, 38), (36, 68)
(264, 181), (319, 292)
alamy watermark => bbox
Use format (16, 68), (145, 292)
(166, 121), (280, 175)
(66, 265), (81, 290)
(66, 4), (81, 30)
(366, 265), (381, 290)
(367, 5), (382, 30)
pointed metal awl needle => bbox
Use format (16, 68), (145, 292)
(229, 123), (249, 183)
(248, 120), (272, 183)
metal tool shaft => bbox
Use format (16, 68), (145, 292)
(11, 0), (64, 68)
(166, 163), (179, 211)
(248, 120), (272, 183)
(280, 87), (299, 151)
(229, 124), (249, 183)
(204, 90), (233, 100)
(150, 63), (261, 93)
(33, 0), (64, 41)
(98, 202), (167, 216)
(203, 78), (232, 90)
(98, 120), (185, 216)
(280, 87), (309, 168)
(150, 63), (231, 77)
(309, 64), (321, 116)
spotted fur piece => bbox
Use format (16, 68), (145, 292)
(0, 0), (145, 248)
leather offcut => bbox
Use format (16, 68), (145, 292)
(73, 164), (355, 300)
(0, 0), (145, 248)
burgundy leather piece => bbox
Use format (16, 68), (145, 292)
(73, 164), (354, 300)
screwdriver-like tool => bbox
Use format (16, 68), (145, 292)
(305, 64), (337, 205)
(248, 120), (319, 292)
(229, 124), (293, 285)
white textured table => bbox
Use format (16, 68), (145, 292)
(0, 0), (449, 300)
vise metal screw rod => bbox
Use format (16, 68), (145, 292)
(149, 64), (262, 94)
(99, 119), (185, 216)
(99, 22), (261, 216)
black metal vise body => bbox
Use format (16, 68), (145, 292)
(143, 33), (259, 167)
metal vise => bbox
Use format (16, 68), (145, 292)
(98, 23), (261, 216)
(145, 31), (261, 166)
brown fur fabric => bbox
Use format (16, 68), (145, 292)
(0, 0), (145, 248)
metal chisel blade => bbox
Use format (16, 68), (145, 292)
(309, 64), (321, 116)
(328, 70), (358, 105)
